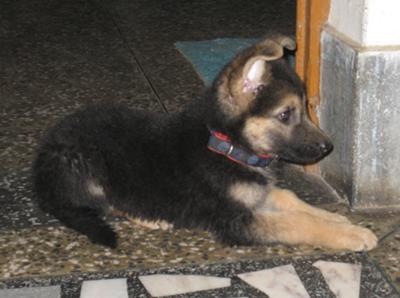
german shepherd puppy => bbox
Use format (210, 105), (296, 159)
(33, 35), (377, 251)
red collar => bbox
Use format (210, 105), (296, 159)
(207, 130), (274, 167)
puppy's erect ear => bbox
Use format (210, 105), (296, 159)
(216, 35), (296, 116)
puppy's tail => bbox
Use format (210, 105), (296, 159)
(32, 149), (117, 248)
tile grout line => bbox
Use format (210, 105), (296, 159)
(363, 251), (400, 296)
(378, 223), (400, 243)
(90, 0), (169, 114)
(369, 223), (400, 294)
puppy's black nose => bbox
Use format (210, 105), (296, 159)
(318, 141), (333, 154)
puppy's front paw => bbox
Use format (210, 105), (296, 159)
(340, 225), (378, 252)
(356, 226), (378, 251)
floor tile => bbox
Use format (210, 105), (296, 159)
(0, 0), (163, 231)
(80, 278), (128, 298)
(139, 274), (231, 297)
(0, 285), (60, 298)
(313, 261), (361, 298)
(237, 265), (310, 298)
(0, 0), (159, 108)
(0, 255), (397, 297)
(99, 0), (296, 112)
(369, 227), (400, 291)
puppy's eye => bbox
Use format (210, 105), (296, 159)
(278, 110), (291, 123)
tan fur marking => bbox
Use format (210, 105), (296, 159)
(228, 182), (268, 209)
(110, 208), (126, 217)
(131, 218), (173, 230)
(277, 94), (302, 113)
(87, 180), (105, 197)
(251, 211), (377, 251)
(263, 188), (350, 223)
(111, 208), (173, 231)
(243, 117), (276, 153)
(242, 94), (304, 155)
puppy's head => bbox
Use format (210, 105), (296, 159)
(210, 34), (333, 165)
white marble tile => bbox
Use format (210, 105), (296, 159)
(237, 264), (310, 298)
(138, 274), (231, 297)
(80, 278), (128, 298)
(313, 260), (361, 298)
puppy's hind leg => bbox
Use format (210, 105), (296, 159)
(33, 151), (117, 248)
(48, 205), (117, 248)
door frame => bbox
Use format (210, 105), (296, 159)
(295, 0), (331, 173)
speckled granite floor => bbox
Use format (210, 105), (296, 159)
(1, 0), (399, 297)
(1, 255), (398, 297)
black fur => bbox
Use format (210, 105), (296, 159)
(33, 100), (264, 247)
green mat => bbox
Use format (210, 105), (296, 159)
(175, 38), (295, 85)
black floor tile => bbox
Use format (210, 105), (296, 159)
(0, 0), (165, 230)
(0, 254), (398, 298)
(99, 0), (296, 111)
(0, 0), (160, 111)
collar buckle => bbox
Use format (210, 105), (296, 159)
(226, 144), (234, 156)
